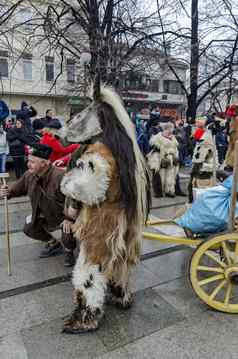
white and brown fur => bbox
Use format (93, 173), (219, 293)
(147, 132), (179, 196)
(61, 87), (150, 334)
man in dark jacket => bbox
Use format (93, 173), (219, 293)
(43, 109), (61, 129)
(16, 101), (37, 132)
(6, 119), (39, 178)
(0, 143), (76, 266)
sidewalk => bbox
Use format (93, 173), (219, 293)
(1, 227), (237, 359)
(3, 171), (238, 358)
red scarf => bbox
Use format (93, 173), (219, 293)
(193, 128), (205, 141)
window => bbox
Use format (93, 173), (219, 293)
(163, 80), (182, 94)
(22, 53), (32, 80)
(150, 79), (159, 92)
(15, 8), (33, 30)
(66, 59), (75, 83)
(45, 56), (54, 82)
(0, 50), (8, 78)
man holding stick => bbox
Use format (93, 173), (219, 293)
(0, 143), (76, 267)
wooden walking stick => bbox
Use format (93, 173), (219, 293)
(0, 172), (11, 275)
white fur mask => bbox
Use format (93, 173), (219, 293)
(61, 153), (110, 206)
(66, 104), (102, 143)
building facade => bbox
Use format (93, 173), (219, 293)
(0, 3), (80, 120)
(118, 56), (187, 120)
(0, 4), (187, 121)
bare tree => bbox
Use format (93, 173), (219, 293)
(156, 0), (238, 122)
(25, 0), (191, 91)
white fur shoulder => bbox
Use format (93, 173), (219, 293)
(150, 133), (178, 149)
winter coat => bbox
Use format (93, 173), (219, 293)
(40, 132), (79, 162)
(43, 116), (62, 129)
(0, 130), (9, 154)
(147, 132), (179, 171)
(192, 130), (217, 173)
(16, 102), (37, 131)
(6, 127), (38, 157)
(8, 166), (66, 229)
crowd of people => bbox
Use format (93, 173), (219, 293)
(0, 98), (234, 203)
(130, 106), (230, 198)
(0, 101), (79, 179)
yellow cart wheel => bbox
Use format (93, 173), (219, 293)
(190, 232), (238, 313)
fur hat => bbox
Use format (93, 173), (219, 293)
(195, 116), (207, 127)
(32, 119), (44, 131)
(29, 143), (52, 159)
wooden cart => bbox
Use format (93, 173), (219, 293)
(143, 143), (238, 313)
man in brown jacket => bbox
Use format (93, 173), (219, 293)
(0, 143), (76, 267)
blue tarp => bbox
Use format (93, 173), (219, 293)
(176, 176), (238, 234)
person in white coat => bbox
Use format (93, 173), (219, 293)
(147, 122), (179, 197)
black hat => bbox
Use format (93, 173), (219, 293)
(46, 119), (62, 129)
(32, 119), (44, 131)
(29, 143), (52, 160)
(16, 110), (27, 120)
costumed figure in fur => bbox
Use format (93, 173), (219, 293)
(60, 85), (150, 334)
(188, 116), (217, 202)
(147, 122), (179, 198)
(224, 100), (238, 170)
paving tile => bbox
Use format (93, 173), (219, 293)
(142, 238), (172, 254)
(95, 348), (131, 359)
(130, 263), (160, 293)
(97, 288), (184, 351)
(22, 318), (107, 359)
(150, 206), (183, 219)
(0, 232), (33, 249)
(0, 333), (28, 359)
(143, 249), (192, 284)
(0, 255), (71, 293)
(124, 329), (190, 359)
(16, 255), (71, 279)
(0, 201), (30, 215)
(147, 311), (238, 359)
(154, 277), (207, 318)
(0, 263), (54, 293)
(0, 242), (43, 267)
(0, 210), (30, 233)
(0, 282), (74, 337)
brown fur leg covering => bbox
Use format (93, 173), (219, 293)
(107, 281), (133, 309)
(63, 290), (103, 334)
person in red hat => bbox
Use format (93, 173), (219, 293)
(40, 120), (79, 162)
(188, 116), (217, 202)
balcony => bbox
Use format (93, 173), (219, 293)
(121, 89), (185, 105)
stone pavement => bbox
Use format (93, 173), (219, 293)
(1, 176), (238, 358)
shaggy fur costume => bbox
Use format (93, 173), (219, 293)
(188, 129), (217, 202)
(225, 116), (238, 169)
(147, 133), (179, 196)
(60, 86), (150, 334)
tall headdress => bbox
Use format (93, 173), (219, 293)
(66, 83), (151, 227)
